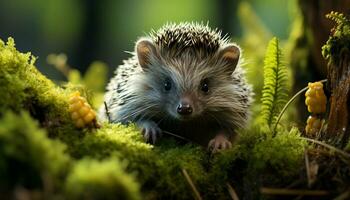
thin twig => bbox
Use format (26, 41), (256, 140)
(273, 79), (327, 135)
(304, 148), (312, 188)
(304, 147), (319, 188)
(104, 101), (111, 123)
(260, 187), (330, 196)
(163, 131), (200, 145)
(302, 137), (350, 159)
(182, 168), (202, 200)
(226, 182), (239, 200)
(316, 119), (326, 139)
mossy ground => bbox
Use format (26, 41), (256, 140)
(0, 37), (334, 199)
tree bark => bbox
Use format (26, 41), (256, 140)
(326, 49), (350, 147)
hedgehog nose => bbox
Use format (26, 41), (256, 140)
(177, 102), (193, 115)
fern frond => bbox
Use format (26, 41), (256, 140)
(261, 37), (289, 129)
(322, 12), (350, 64)
(325, 11), (348, 26)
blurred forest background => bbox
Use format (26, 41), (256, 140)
(0, 0), (293, 79)
(0, 0), (349, 120)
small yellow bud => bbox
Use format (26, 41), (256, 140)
(305, 82), (327, 114)
(78, 106), (90, 116)
(68, 91), (98, 128)
(69, 95), (80, 104)
(75, 119), (85, 128)
(71, 112), (79, 120)
(305, 115), (322, 136)
(83, 102), (92, 109)
(83, 112), (95, 123)
(69, 101), (83, 112)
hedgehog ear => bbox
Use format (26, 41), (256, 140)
(136, 38), (158, 70)
(218, 44), (240, 74)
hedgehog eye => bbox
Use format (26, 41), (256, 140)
(164, 79), (172, 91)
(201, 79), (209, 93)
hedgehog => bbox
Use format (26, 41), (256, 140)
(100, 23), (254, 152)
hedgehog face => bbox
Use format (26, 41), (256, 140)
(138, 64), (213, 121)
(135, 36), (241, 122)
(154, 57), (239, 121)
(158, 74), (216, 121)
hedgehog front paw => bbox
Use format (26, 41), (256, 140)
(138, 121), (162, 144)
(208, 134), (232, 153)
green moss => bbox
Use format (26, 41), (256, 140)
(71, 123), (151, 157)
(0, 38), (32, 113)
(250, 127), (306, 177)
(65, 158), (141, 200)
(0, 38), (105, 150)
(68, 123), (156, 182)
(0, 111), (70, 190)
(155, 142), (208, 199)
(209, 126), (306, 198)
(70, 123), (209, 199)
(0, 38), (78, 137)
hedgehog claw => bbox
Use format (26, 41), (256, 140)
(139, 121), (162, 144)
(208, 134), (232, 153)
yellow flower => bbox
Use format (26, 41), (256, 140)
(305, 82), (327, 114)
(69, 91), (97, 128)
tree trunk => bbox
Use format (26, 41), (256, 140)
(326, 49), (350, 147)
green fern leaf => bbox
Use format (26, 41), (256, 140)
(325, 11), (348, 26)
(261, 37), (289, 129)
(322, 11), (350, 65)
